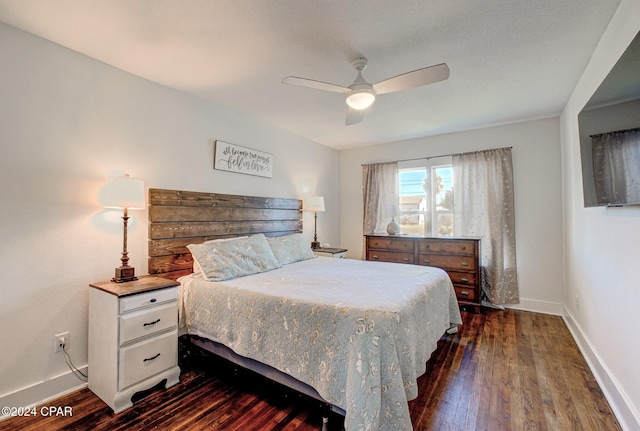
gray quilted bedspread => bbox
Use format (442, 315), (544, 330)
(181, 257), (461, 430)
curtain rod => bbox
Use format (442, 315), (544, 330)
(360, 146), (513, 166)
(590, 127), (640, 138)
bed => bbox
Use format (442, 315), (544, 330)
(148, 188), (462, 431)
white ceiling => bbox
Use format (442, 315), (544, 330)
(0, 0), (621, 150)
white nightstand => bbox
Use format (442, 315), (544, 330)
(313, 247), (348, 258)
(88, 276), (181, 413)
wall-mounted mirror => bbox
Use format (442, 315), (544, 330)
(578, 31), (640, 207)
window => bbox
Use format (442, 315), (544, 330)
(398, 158), (453, 236)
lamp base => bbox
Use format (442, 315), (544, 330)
(112, 266), (138, 283)
(311, 241), (321, 250)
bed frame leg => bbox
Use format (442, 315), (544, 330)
(321, 415), (328, 431)
(320, 402), (333, 431)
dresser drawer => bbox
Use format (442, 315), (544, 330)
(119, 287), (178, 313)
(119, 302), (177, 345)
(417, 239), (476, 256)
(454, 286), (477, 301)
(118, 330), (177, 390)
(367, 236), (414, 252)
(368, 250), (415, 264)
(417, 253), (476, 270)
(446, 270), (476, 286)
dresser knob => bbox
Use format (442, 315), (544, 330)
(373, 255), (379, 260)
(460, 290), (470, 296)
(460, 262), (469, 267)
(403, 258), (409, 262)
(460, 278), (469, 283)
(423, 259), (430, 263)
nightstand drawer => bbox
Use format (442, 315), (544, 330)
(119, 302), (177, 345)
(119, 330), (177, 390)
(119, 287), (178, 313)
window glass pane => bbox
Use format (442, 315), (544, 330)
(398, 160), (453, 237)
(399, 168), (427, 235)
(434, 166), (453, 210)
(433, 166), (453, 236)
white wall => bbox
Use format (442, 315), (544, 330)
(560, 0), (640, 428)
(0, 22), (339, 408)
(339, 118), (564, 314)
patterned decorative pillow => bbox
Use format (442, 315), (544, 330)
(267, 233), (315, 266)
(191, 236), (248, 276)
(187, 234), (280, 281)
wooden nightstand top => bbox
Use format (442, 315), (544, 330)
(313, 247), (347, 254)
(90, 276), (179, 297)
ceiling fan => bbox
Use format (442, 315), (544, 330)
(282, 57), (449, 125)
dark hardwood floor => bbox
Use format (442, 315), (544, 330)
(1, 309), (621, 430)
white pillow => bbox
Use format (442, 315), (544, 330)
(187, 234), (280, 281)
(267, 233), (315, 266)
(190, 236), (248, 276)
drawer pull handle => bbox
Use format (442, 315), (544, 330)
(143, 353), (161, 363)
(461, 246), (466, 250)
(460, 290), (470, 296)
(143, 319), (161, 327)
(460, 278), (469, 282)
(423, 259), (430, 264)
(373, 255), (380, 260)
(402, 258), (409, 262)
(150, 298), (157, 303)
(460, 262), (470, 267)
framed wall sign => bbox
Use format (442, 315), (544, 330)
(214, 140), (273, 178)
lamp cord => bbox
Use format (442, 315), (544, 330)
(63, 344), (88, 381)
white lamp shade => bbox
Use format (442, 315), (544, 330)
(304, 196), (325, 212)
(102, 175), (146, 209)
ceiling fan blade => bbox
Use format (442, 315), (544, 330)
(345, 106), (365, 126)
(282, 76), (350, 93)
(373, 63), (450, 95)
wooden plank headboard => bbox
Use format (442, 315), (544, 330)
(148, 188), (302, 279)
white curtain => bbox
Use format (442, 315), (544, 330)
(592, 128), (640, 205)
(453, 148), (519, 305)
(362, 162), (399, 258)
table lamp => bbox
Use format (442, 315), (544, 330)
(102, 174), (145, 283)
(304, 196), (325, 249)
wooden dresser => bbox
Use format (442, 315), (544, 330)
(365, 235), (481, 312)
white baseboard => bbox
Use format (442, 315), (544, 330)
(505, 297), (564, 315)
(0, 366), (88, 422)
(563, 308), (640, 431)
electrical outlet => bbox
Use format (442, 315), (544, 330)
(54, 332), (69, 353)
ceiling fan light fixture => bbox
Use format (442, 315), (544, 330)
(346, 89), (376, 110)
